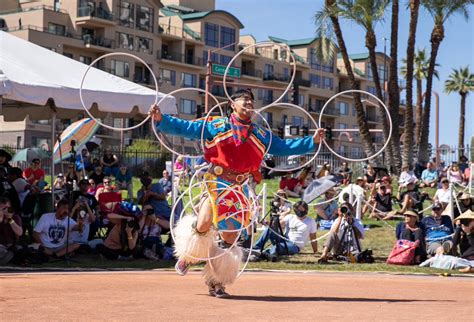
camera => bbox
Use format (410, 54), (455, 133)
(78, 209), (87, 219)
(340, 203), (352, 216)
(270, 196), (280, 215)
(145, 208), (154, 216)
(126, 217), (140, 230)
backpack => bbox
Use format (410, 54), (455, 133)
(387, 239), (419, 265)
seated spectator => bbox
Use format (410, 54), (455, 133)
(279, 172), (304, 198)
(87, 178), (97, 195)
(447, 163), (464, 185)
(90, 166), (105, 186)
(141, 204), (169, 260)
(395, 210), (426, 264)
(315, 189), (338, 221)
(71, 179), (100, 237)
(70, 196), (98, 251)
(397, 181), (428, 215)
(399, 164), (418, 188)
(115, 165), (133, 202)
(317, 162), (332, 179)
(173, 156), (189, 186)
(53, 173), (66, 190)
(337, 162), (352, 185)
(463, 162), (472, 185)
(23, 158), (47, 190)
(193, 156), (209, 180)
(96, 180), (121, 222)
(420, 162), (438, 188)
(7, 167), (30, 208)
(381, 176), (393, 194)
(95, 177), (116, 200)
(65, 164), (79, 192)
(422, 202), (454, 256)
(158, 170), (173, 195)
(458, 156), (469, 174)
(366, 182), (394, 220)
(453, 193), (473, 219)
(100, 148), (119, 177)
(434, 178), (451, 208)
(254, 201), (317, 259)
(137, 172), (171, 221)
(0, 149), (12, 178)
(33, 199), (81, 257)
(0, 167), (21, 214)
(75, 148), (93, 174)
(364, 164), (377, 185)
(0, 197), (23, 264)
(96, 212), (144, 260)
(272, 190), (292, 217)
(452, 210), (474, 272)
(318, 203), (365, 263)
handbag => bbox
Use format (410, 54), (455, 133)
(387, 239), (420, 265)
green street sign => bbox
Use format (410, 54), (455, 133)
(211, 64), (241, 78)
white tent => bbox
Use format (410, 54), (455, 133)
(0, 31), (177, 121)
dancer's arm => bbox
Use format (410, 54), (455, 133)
(268, 128), (325, 156)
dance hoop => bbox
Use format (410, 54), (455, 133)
(150, 87), (221, 159)
(222, 41), (296, 106)
(79, 52), (158, 132)
(318, 90), (392, 162)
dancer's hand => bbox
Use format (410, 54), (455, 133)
(313, 128), (325, 144)
(149, 104), (162, 122)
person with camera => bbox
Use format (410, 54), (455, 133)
(0, 197), (23, 264)
(71, 179), (100, 238)
(70, 196), (99, 251)
(141, 203), (169, 260)
(137, 172), (171, 222)
(254, 201), (317, 260)
(317, 203), (365, 263)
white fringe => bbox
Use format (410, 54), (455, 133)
(173, 215), (216, 264)
(203, 246), (243, 286)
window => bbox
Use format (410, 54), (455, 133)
(292, 116), (304, 127)
(180, 99), (196, 114)
(322, 58), (334, 73)
(205, 22), (218, 47)
(351, 147), (363, 157)
(367, 63), (388, 82)
(322, 77), (333, 90)
(264, 64), (273, 79)
(203, 51), (219, 65)
(79, 56), (92, 65)
(283, 68), (289, 79)
(182, 73), (196, 87)
(309, 49), (321, 70)
(137, 37), (152, 53)
(31, 137), (50, 148)
(263, 112), (273, 127)
(219, 55), (232, 66)
(63, 52), (73, 59)
(220, 26), (235, 50)
(136, 5), (153, 32)
(338, 101), (349, 115)
(352, 105), (357, 116)
(367, 86), (376, 95)
(111, 60), (130, 77)
(160, 69), (176, 85)
(338, 123), (348, 129)
(117, 32), (134, 50)
(118, 1), (134, 27)
(299, 94), (305, 106)
(309, 74), (320, 88)
(48, 23), (65, 36)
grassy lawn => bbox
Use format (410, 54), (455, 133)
(4, 177), (462, 276)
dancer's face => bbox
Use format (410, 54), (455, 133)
(232, 95), (255, 120)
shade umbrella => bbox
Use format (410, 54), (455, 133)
(53, 118), (99, 164)
(12, 147), (51, 163)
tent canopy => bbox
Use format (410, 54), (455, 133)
(0, 31), (177, 121)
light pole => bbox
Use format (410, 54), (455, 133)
(422, 91), (440, 168)
(382, 37), (387, 102)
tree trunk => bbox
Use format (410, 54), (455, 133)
(418, 24), (444, 163)
(415, 78), (423, 146)
(388, 0), (402, 174)
(402, 0), (420, 167)
(366, 29), (394, 168)
(458, 93), (466, 156)
(327, 1), (376, 158)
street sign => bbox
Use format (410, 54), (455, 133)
(211, 64), (241, 78)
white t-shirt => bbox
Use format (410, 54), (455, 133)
(12, 178), (30, 206)
(70, 214), (91, 244)
(282, 215), (317, 249)
(34, 213), (76, 248)
(434, 188), (451, 203)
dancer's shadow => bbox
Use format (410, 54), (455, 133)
(223, 295), (454, 303)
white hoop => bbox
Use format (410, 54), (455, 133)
(318, 90), (392, 162)
(79, 52), (158, 132)
(258, 102), (322, 173)
(150, 87), (222, 159)
(222, 41), (296, 106)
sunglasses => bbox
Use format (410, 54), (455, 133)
(103, 181), (110, 184)
(433, 207), (442, 211)
(1, 206), (14, 213)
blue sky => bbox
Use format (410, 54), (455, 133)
(216, 0), (474, 148)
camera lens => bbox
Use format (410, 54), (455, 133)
(340, 206), (348, 214)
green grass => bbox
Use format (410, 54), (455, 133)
(10, 177), (459, 276)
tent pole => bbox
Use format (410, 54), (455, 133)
(51, 111), (56, 210)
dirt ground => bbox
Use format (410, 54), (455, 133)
(0, 270), (472, 321)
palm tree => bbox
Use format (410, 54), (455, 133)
(333, 0), (394, 168)
(418, 0), (473, 163)
(400, 49), (439, 146)
(314, 0), (376, 159)
(401, 0), (421, 167)
(444, 66), (474, 156)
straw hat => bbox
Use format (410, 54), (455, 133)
(403, 210), (419, 220)
(459, 193), (472, 200)
(454, 209), (474, 222)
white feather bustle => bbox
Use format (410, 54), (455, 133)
(203, 246), (242, 286)
(173, 215), (217, 264)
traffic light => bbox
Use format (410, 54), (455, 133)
(302, 126), (309, 136)
(325, 126), (333, 140)
(290, 84), (299, 105)
(277, 127), (284, 139)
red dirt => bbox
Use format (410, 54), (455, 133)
(0, 271), (472, 321)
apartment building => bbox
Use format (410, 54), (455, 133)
(0, 0), (402, 157)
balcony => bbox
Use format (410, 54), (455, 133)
(262, 96), (274, 105)
(133, 74), (152, 86)
(83, 35), (115, 50)
(263, 72), (290, 82)
(366, 114), (378, 123)
(241, 69), (262, 78)
(308, 104), (339, 117)
(158, 24), (202, 41)
(157, 50), (203, 67)
(296, 79), (311, 88)
(76, 6), (116, 27)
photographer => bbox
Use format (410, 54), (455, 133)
(273, 190), (292, 217)
(318, 203), (365, 263)
(254, 201), (317, 260)
(137, 172), (171, 221)
(70, 196), (99, 251)
(96, 212), (144, 260)
(141, 204), (169, 260)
